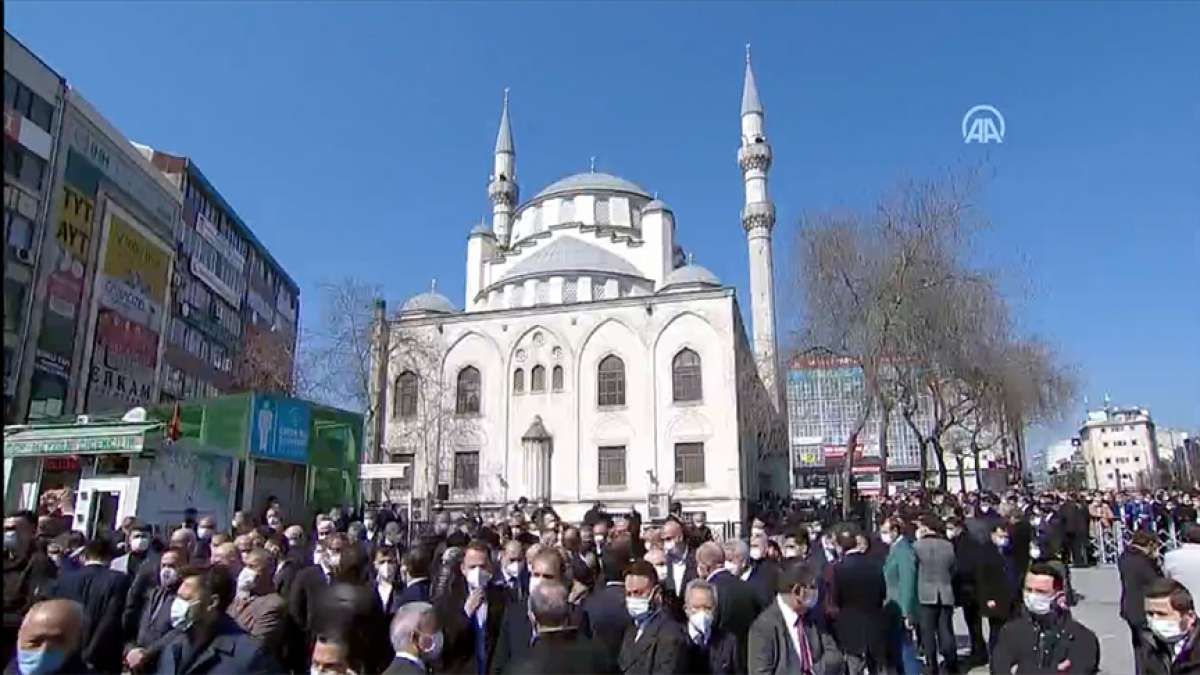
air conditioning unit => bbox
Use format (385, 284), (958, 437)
(15, 248), (32, 263)
(647, 493), (670, 521)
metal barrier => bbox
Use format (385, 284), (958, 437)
(1090, 520), (1183, 566)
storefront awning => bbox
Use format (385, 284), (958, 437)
(3, 421), (164, 457)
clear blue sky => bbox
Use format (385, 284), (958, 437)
(8, 2), (1198, 448)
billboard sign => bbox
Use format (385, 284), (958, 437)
(249, 395), (311, 464)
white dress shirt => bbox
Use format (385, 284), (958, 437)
(776, 596), (810, 664)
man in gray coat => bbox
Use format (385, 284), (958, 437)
(913, 514), (958, 675)
(747, 560), (844, 675)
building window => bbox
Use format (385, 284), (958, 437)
(595, 199), (611, 225)
(4, 144), (46, 192)
(535, 281), (549, 304)
(4, 74), (54, 133)
(598, 446), (626, 487)
(593, 280), (607, 300)
(395, 371), (418, 419)
(562, 279), (578, 303)
(456, 366), (481, 414)
(4, 279), (27, 333)
(453, 451), (479, 490)
(597, 355), (625, 406)
(561, 198), (575, 223)
(5, 209), (35, 250)
(671, 348), (702, 402)
(674, 442), (705, 484)
(389, 453), (415, 490)
(513, 369), (525, 395)
(1130, 439), (1137, 445)
(531, 365), (546, 392)
(552, 366), (564, 392)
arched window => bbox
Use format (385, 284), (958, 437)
(672, 349), (702, 402)
(513, 369), (525, 395)
(597, 355), (625, 407)
(394, 371), (418, 418)
(456, 366), (481, 414)
(551, 366), (564, 392)
(531, 365), (546, 392)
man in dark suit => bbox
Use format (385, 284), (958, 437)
(123, 547), (187, 673)
(947, 516), (987, 666)
(286, 533), (342, 673)
(490, 548), (589, 674)
(384, 601), (441, 675)
(726, 538), (777, 607)
(829, 528), (887, 674)
(661, 518), (698, 603)
(694, 541), (760, 672)
(153, 564), (278, 674)
(497, 541), (529, 604)
(681, 578), (739, 674)
(585, 552), (632, 664)
(1119, 530), (1163, 674)
(504, 579), (612, 675)
(990, 562), (1100, 675)
(618, 560), (688, 675)
(975, 523), (1020, 653)
(1059, 495), (1091, 568)
(49, 537), (130, 673)
(747, 559), (844, 675)
(397, 547), (433, 607)
(436, 540), (506, 675)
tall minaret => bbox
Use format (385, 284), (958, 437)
(739, 45), (781, 409)
(488, 88), (519, 246)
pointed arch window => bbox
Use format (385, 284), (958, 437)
(531, 365), (546, 393)
(513, 369), (525, 395)
(394, 371), (418, 419)
(456, 366), (481, 414)
(597, 355), (625, 407)
(551, 366), (564, 392)
(672, 349), (702, 402)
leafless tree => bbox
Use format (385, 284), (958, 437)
(231, 323), (298, 395)
(299, 277), (382, 413)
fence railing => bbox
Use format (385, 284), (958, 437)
(1090, 520), (1184, 566)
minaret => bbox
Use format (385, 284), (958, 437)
(738, 45), (781, 409)
(489, 88), (519, 246)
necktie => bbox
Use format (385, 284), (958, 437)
(794, 617), (813, 674)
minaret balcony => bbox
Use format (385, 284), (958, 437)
(738, 142), (773, 172)
(741, 202), (776, 232)
(488, 178), (519, 206)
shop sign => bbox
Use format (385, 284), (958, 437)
(7, 433), (145, 457)
(249, 395), (310, 463)
(46, 272), (83, 321)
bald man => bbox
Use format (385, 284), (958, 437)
(694, 541), (762, 672)
(14, 599), (90, 674)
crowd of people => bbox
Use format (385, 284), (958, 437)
(2, 488), (1198, 675)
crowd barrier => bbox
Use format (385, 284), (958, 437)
(1090, 519), (1184, 566)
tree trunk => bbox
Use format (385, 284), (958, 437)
(956, 454), (967, 493)
(972, 442), (982, 490)
(932, 438), (949, 491)
(878, 404), (891, 498)
(843, 396), (873, 520)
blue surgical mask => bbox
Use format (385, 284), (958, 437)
(17, 647), (66, 675)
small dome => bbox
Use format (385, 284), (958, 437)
(532, 172), (651, 201)
(500, 237), (643, 283)
(659, 264), (721, 292)
(469, 222), (494, 237)
(642, 199), (671, 213)
(400, 291), (458, 314)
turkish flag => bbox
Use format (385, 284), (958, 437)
(167, 403), (182, 442)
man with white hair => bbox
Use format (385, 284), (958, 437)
(383, 601), (442, 675)
(506, 579), (611, 674)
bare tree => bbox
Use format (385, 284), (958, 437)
(300, 278), (382, 413)
(231, 323), (298, 395)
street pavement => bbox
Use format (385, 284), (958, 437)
(960, 566), (1134, 675)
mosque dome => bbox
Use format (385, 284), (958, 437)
(531, 172), (651, 201)
(400, 291), (458, 314)
(658, 264), (721, 293)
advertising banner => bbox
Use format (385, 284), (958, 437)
(249, 395), (311, 464)
(86, 201), (172, 413)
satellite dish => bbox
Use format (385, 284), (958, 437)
(122, 407), (148, 423)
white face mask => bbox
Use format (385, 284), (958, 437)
(466, 567), (491, 590)
(376, 563), (396, 581)
(626, 596), (651, 619)
(312, 667), (357, 675)
(159, 567), (179, 588)
(196, 527), (213, 541)
(326, 552), (341, 570)
(3, 531), (19, 550)
(687, 610), (713, 635)
(749, 546), (763, 561)
(237, 568), (258, 594)
(1023, 592), (1055, 615)
(880, 532), (896, 545)
(724, 561), (741, 576)
(1149, 617), (1186, 643)
(130, 536), (150, 553)
(170, 597), (196, 629)
(528, 576), (543, 597)
(654, 565), (669, 580)
(504, 561), (521, 579)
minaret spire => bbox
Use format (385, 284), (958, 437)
(737, 46), (780, 410)
(488, 87), (519, 245)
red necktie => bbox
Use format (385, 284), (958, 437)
(794, 617), (814, 674)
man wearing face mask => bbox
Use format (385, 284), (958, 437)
(583, 552), (633, 662)
(912, 514), (958, 675)
(11, 599), (92, 675)
(124, 547), (188, 674)
(229, 548), (286, 663)
(396, 548), (433, 606)
(680, 579), (738, 674)
(975, 523), (1020, 655)
(504, 579), (610, 675)
(1141, 578), (1200, 674)
(288, 533), (345, 673)
(384, 602), (443, 675)
(660, 518), (698, 608)
(491, 548), (590, 674)
(153, 565), (278, 674)
(111, 524), (155, 577)
(437, 540), (506, 675)
(48, 538), (129, 674)
(747, 560), (844, 675)
(880, 518), (920, 675)
(499, 541), (529, 603)
(193, 516), (217, 562)
(1122, 530), (1166, 673)
(989, 563), (1099, 675)
(694, 542), (760, 673)
(3, 512), (57, 668)
(618, 560), (687, 675)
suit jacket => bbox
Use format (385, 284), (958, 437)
(974, 544), (1018, 620)
(585, 582), (632, 660)
(51, 563), (130, 673)
(830, 551), (887, 657)
(490, 596), (590, 674)
(153, 615), (279, 675)
(135, 585), (177, 649)
(285, 564), (331, 673)
(397, 578), (432, 607)
(383, 654), (430, 675)
(882, 538), (918, 621)
(743, 560), (779, 608)
(912, 536), (956, 606)
(124, 560), (161, 639)
(436, 578), (507, 675)
(708, 570), (761, 671)
(111, 550), (155, 577)
(747, 600), (844, 675)
(683, 627), (740, 675)
(663, 550), (698, 599)
(228, 592), (287, 660)
(618, 610), (688, 675)
(503, 628), (614, 675)
(273, 555), (303, 598)
(1119, 548), (1163, 627)
(989, 613), (1100, 675)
